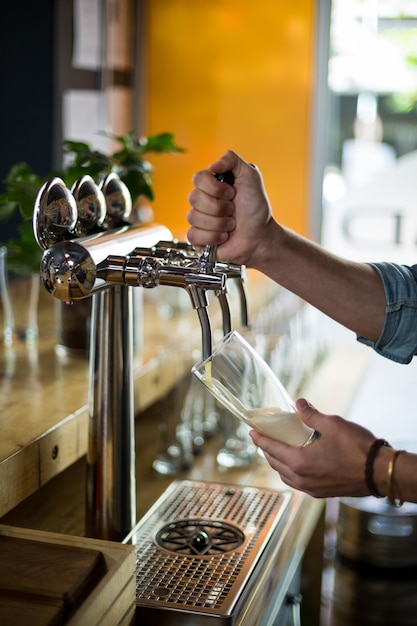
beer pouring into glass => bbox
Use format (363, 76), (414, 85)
(192, 172), (320, 447)
(192, 329), (320, 447)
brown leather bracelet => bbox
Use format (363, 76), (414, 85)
(365, 438), (391, 498)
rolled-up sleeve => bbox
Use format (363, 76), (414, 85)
(357, 262), (417, 364)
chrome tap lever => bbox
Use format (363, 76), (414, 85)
(100, 172), (132, 228)
(197, 171), (235, 337)
(33, 173), (131, 248)
(133, 239), (195, 259)
(213, 171), (249, 328)
(125, 257), (226, 361)
(126, 256), (226, 360)
(39, 223), (173, 301)
(71, 175), (107, 237)
(199, 170), (235, 273)
(198, 241), (218, 274)
(196, 170), (249, 329)
(33, 178), (78, 250)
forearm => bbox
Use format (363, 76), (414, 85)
(252, 223), (386, 342)
(187, 152), (386, 342)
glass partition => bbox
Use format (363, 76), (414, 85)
(322, 0), (417, 264)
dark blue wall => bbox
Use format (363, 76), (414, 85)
(0, 3), (55, 241)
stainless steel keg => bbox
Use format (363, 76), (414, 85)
(331, 496), (417, 626)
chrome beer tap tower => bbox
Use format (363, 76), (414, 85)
(33, 172), (245, 541)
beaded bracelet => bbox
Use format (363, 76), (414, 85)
(387, 449), (405, 508)
(365, 438), (391, 498)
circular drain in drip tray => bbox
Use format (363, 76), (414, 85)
(154, 518), (245, 556)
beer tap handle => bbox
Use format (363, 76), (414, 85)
(209, 171), (249, 329)
(198, 171), (235, 336)
(100, 173), (132, 229)
(33, 174), (132, 250)
(71, 175), (107, 237)
(199, 171), (235, 272)
(33, 178), (78, 250)
(215, 171), (235, 186)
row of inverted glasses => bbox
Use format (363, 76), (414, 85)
(152, 343), (224, 476)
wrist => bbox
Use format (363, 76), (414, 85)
(250, 221), (287, 272)
(368, 442), (405, 506)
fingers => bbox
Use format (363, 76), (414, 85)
(187, 170), (237, 247)
(187, 187), (235, 221)
(207, 149), (244, 180)
(296, 398), (317, 419)
(187, 150), (268, 258)
(249, 430), (322, 496)
(249, 430), (290, 459)
(190, 169), (235, 201)
(295, 398), (323, 437)
(186, 200), (236, 247)
(186, 224), (230, 248)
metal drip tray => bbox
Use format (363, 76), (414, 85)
(124, 479), (292, 625)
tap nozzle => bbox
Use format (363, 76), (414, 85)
(120, 256), (227, 362)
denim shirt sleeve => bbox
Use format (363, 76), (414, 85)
(357, 262), (417, 364)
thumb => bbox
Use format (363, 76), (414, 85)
(296, 398), (319, 425)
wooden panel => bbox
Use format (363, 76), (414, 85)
(95, 580), (136, 626)
(75, 407), (89, 461)
(40, 416), (79, 486)
(117, 604), (136, 626)
(0, 445), (39, 514)
(0, 525), (136, 626)
(0, 535), (105, 613)
(0, 594), (63, 626)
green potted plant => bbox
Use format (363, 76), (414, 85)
(0, 131), (185, 273)
(0, 131), (185, 347)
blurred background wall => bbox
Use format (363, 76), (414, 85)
(143, 0), (318, 238)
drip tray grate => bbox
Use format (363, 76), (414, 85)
(124, 479), (292, 625)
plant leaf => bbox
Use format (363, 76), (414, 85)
(6, 220), (42, 275)
(0, 163), (44, 219)
(1, 131), (186, 272)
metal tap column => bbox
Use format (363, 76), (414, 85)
(34, 176), (178, 541)
(86, 284), (136, 540)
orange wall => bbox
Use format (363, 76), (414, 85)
(143, 0), (316, 239)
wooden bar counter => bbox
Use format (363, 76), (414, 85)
(0, 271), (370, 624)
(0, 271), (281, 519)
